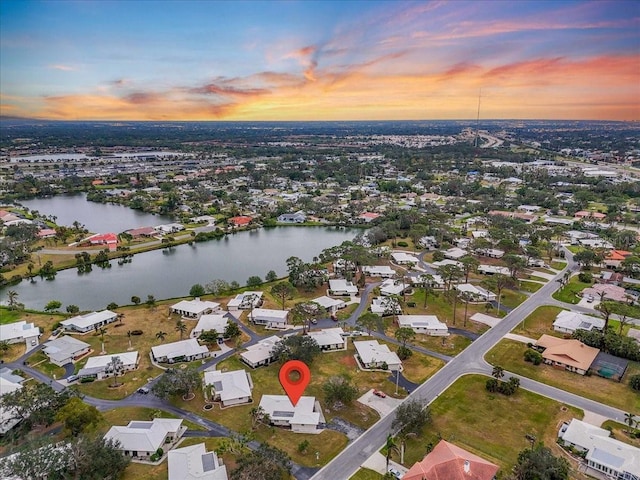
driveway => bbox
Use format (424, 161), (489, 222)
(358, 389), (403, 417)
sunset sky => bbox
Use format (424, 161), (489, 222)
(1, 0), (638, 121)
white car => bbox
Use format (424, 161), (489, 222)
(388, 467), (403, 479)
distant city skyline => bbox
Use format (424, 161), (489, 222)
(1, 0), (638, 121)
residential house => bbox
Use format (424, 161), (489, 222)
(391, 252), (419, 265)
(578, 237), (614, 249)
(311, 296), (346, 313)
(455, 283), (497, 302)
(125, 226), (157, 238)
(228, 216), (252, 227)
(43, 336), (91, 366)
(477, 265), (510, 275)
(604, 250), (633, 269)
(358, 212), (381, 223)
(328, 279), (358, 296)
(307, 328), (346, 351)
(553, 311), (605, 335)
(397, 315), (449, 336)
(78, 351), (139, 380)
(354, 340), (402, 371)
(151, 338), (210, 364)
(203, 369), (253, 407)
(362, 265), (397, 278)
(155, 223), (185, 234)
(534, 335), (599, 375)
(168, 443), (228, 480)
(371, 297), (402, 316)
(258, 395), (323, 434)
(476, 248), (505, 259)
(240, 336), (281, 368)
(0, 372), (24, 434)
(191, 314), (229, 340)
(85, 233), (118, 251)
(104, 418), (185, 460)
(37, 228), (57, 239)
(443, 247), (467, 260)
(559, 418), (640, 479)
(171, 299), (222, 320)
(227, 291), (263, 310)
(403, 440), (499, 480)
(0, 320), (40, 345)
(582, 284), (631, 303)
(380, 278), (410, 297)
(277, 212), (306, 223)
(60, 310), (117, 334)
(432, 259), (462, 269)
(250, 308), (290, 329)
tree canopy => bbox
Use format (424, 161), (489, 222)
(271, 335), (321, 365)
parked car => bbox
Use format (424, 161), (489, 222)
(373, 389), (386, 398)
(66, 374), (79, 383)
(587, 294), (594, 303)
(310, 318), (318, 324)
(388, 467), (403, 479)
(30, 339), (37, 346)
(137, 387), (150, 394)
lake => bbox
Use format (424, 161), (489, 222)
(2, 226), (356, 311)
(18, 193), (170, 233)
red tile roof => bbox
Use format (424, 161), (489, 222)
(229, 216), (252, 226)
(403, 440), (499, 480)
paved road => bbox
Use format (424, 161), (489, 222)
(310, 249), (607, 480)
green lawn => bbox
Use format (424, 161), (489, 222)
(512, 306), (566, 339)
(409, 333), (472, 356)
(0, 308), (22, 324)
(26, 351), (66, 379)
(552, 277), (592, 304)
(518, 280), (543, 293)
(350, 468), (384, 480)
(550, 261), (567, 270)
(600, 420), (640, 448)
(397, 375), (582, 473)
(500, 289), (528, 309)
(486, 339), (640, 411)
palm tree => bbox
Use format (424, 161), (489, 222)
(6, 290), (18, 310)
(99, 327), (107, 354)
(624, 412), (637, 432)
(175, 320), (187, 340)
(0, 340), (10, 358)
(462, 291), (472, 327)
(117, 313), (125, 324)
(419, 274), (434, 308)
(492, 365), (505, 380)
(108, 356), (124, 388)
(127, 330), (133, 350)
(384, 434), (400, 471)
(156, 331), (167, 342)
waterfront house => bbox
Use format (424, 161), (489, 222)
(0, 320), (40, 345)
(228, 216), (252, 227)
(397, 315), (449, 336)
(240, 336), (281, 368)
(277, 212), (306, 223)
(226, 291), (263, 310)
(171, 299), (222, 319)
(60, 310), (117, 334)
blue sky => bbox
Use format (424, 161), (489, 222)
(1, 0), (638, 120)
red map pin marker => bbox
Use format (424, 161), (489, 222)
(279, 360), (311, 407)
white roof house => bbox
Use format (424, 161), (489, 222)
(60, 310), (117, 333)
(78, 351), (139, 380)
(553, 311), (605, 334)
(171, 299), (221, 319)
(432, 259), (462, 269)
(478, 265), (510, 275)
(204, 369), (253, 407)
(307, 328), (346, 351)
(455, 283), (497, 302)
(258, 395), (322, 434)
(191, 314), (229, 339)
(250, 308), (290, 329)
(0, 321), (40, 344)
(371, 297), (402, 316)
(476, 248), (505, 259)
(227, 291), (263, 310)
(104, 418), (184, 459)
(379, 278), (410, 297)
(312, 296), (346, 312)
(559, 418), (640, 479)
(354, 340), (402, 371)
(151, 339), (210, 363)
(240, 335), (281, 368)
(0, 377), (23, 434)
(397, 315), (449, 336)
(43, 336), (91, 366)
(362, 265), (397, 278)
(443, 247), (468, 260)
(391, 252), (419, 265)
(168, 443), (228, 480)
(328, 279), (358, 296)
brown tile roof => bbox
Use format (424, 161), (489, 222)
(535, 334), (599, 372)
(403, 440), (499, 480)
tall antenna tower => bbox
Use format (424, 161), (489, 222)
(474, 89), (481, 148)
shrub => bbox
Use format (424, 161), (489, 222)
(397, 346), (413, 360)
(630, 374), (640, 391)
(407, 302), (416, 308)
(524, 349), (543, 365)
(51, 322), (62, 331)
(297, 440), (310, 454)
(130, 330), (143, 336)
(397, 241), (409, 247)
(578, 272), (593, 283)
(485, 378), (499, 392)
(80, 377), (95, 383)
